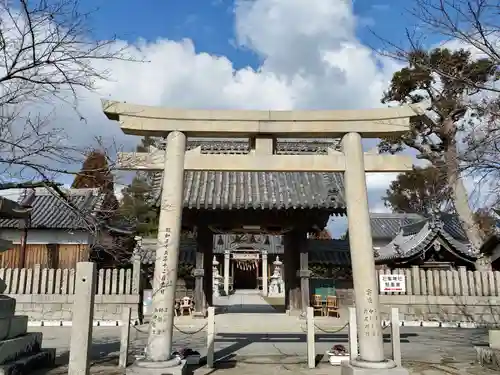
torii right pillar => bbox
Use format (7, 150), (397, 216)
(341, 132), (408, 375)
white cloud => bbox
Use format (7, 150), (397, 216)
(365, 173), (398, 191)
(94, 0), (400, 114)
(2, 0), (407, 201)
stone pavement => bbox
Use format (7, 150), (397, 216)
(214, 289), (278, 314)
(29, 290), (494, 374)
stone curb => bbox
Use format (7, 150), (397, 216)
(27, 320), (140, 327)
(381, 320), (480, 328)
(26, 319), (483, 329)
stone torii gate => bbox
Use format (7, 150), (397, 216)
(103, 101), (422, 375)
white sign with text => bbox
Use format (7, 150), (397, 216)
(379, 274), (406, 293)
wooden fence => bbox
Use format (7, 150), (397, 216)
(378, 266), (500, 297)
(0, 264), (141, 321)
(0, 265), (137, 295)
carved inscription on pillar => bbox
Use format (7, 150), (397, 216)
(362, 288), (380, 337)
(159, 229), (173, 293)
(150, 227), (172, 336)
(151, 307), (166, 335)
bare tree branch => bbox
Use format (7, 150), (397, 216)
(0, 0), (142, 258)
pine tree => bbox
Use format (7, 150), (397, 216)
(381, 48), (497, 253)
(383, 166), (452, 215)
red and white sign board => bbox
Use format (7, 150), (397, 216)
(379, 274), (406, 293)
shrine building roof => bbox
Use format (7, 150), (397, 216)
(374, 215), (476, 265)
(136, 235), (352, 266)
(151, 138), (346, 213)
(369, 212), (467, 241)
(0, 188), (106, 230)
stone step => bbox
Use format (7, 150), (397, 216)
(0, 349), (55, 375)
(0, 298), (15, 320)
(0, 332), (42, 365)
(0, 316), (28, 341)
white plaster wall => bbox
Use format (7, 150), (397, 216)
(0, 229), (90, 245)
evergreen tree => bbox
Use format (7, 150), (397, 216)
(72, 150), (113, 191)
(72, 149), (118, 213)
(383, 166), (452, 215)
(310, 229), (332, 239)
(119, 137), (161, 237)
(381, 48), (497, 253)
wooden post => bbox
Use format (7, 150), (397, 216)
(68, 262), (96, 375)
(193, 228), (207, 317)
(298, 231), (310, 316)
(200, 226), (213, 309)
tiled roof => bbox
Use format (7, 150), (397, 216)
(151, 139), (346, 212)
(136, 237), (351, 266)
(0, 197), (31, 219)
(307, 239), (351, 265)
(370, 213), (423, 240)
(375, 217), (476, 263)
(212, 234), (283, 254)
(0, 188), (106, 230)
(370, 212), (467, 241)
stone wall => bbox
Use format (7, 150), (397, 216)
(339, 267), (500, 324)
(379, 295), (500, 324)
(1, 263), (141, 322)
(11, 294), (140, 322)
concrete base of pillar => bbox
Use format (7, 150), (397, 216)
(287, 308), (302, 317)
(127, 358), (188, 375)
(341, 361), (409, 375)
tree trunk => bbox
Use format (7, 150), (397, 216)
(443, 118), (489, 270)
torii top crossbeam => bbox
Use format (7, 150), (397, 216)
(102, 100), (423, 138)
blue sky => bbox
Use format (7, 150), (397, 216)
(2, 0), (445, 238)
(73, 0), (424, 238)
(82, 0), (417, 71)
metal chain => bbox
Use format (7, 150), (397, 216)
(131, 321), (208, 335)
(301, 321), (392, 333)
(173, 322), (208, 335)
(313, 322), (349, 333)
(300, 321), (348, 333)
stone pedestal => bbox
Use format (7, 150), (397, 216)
(474, 329), (500, 371)
(126, 358), (187, 375)
(341, 362), (409, 375)
(0, 295), (55, 375)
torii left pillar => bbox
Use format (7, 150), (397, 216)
(133, 131), (186, 372)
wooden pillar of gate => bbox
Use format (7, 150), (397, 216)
(198, 226), (213, 308)
(194, 226), (212, 316)
(284, 229), (302, 315)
